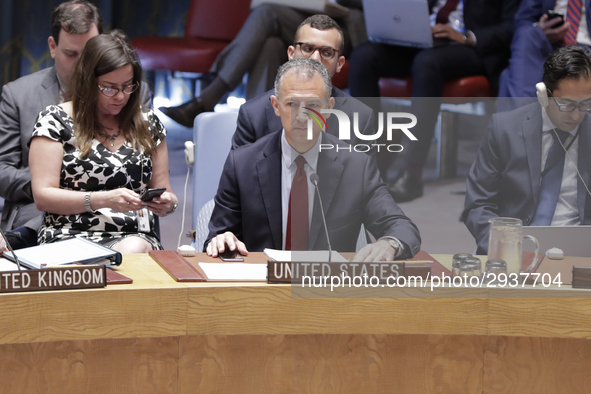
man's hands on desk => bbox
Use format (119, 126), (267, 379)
(206, 232), (397, 262)
(207, 232), (249, 258)
(353, 239), (397, 262)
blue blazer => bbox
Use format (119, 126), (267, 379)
(207, 131), (421, 256)
(515, 0), (591, 34)
(462, 103), (591, 253)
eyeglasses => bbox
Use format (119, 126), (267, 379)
(548, 89), (591, 112)
(294, 42), (339, 60)
(97, 83), (138, 97)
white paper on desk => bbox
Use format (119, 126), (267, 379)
(198, 262), (267, 281)
(0, 257), (23, 272)
(264, 249), (348, 262)
(7, 238), (119, 269)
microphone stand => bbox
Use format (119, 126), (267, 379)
(310, 173), (331, 263)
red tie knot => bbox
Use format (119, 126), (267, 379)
(295, 155), (306, 170)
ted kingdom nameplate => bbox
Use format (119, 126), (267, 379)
(267, 261), (406, 284)
(0, 266), (106, 293)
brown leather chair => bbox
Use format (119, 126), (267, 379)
(131, 0), (251, 73)
(379, 76), (495, 178)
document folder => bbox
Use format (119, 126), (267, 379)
(3, 238), (122, 270)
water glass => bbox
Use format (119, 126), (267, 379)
(459, 257), (482, 278)
(484, 259), (508, 284)
(488, 217), (539, 277)
(452, 253), (472, 277)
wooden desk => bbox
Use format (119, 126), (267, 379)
(1, 253), (591, 393)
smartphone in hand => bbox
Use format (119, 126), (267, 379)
(141, 188), (166, 202)
(219, 250), (245, 262)
(546, 11), (565, 27)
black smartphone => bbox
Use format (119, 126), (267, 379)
(219, 250), (245, 262)
(546, 11), (565, 27)
(141, 188), (166, 202)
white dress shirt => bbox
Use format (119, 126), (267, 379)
(540, 107), (581, 225)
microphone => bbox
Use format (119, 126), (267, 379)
(310, 173), (332, 262)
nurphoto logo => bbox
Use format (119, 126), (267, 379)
(304, 107), (418, 153)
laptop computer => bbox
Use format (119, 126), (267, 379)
(363, 0), (435, 48)
(522, 226), (591, 258)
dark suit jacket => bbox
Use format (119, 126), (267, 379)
(232, 86), (376, 153)
(0, 67), (58, 230)
(207, 131), (421, 256)
(452, 0), (521, 91)
(0, 66), (152, 231)
(515, 0), (591, 35)
(462, 103), (591, 253)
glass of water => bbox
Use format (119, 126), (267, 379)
(459, 257), (482, 278)
(488, 217), (539, 278)
(452, 253), (472, 277)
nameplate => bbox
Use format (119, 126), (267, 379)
(572, 266), (591, 289)
(0, 266), (106, 293)
(267, 261), (406, 284)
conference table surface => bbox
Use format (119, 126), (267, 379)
(2, 252), (591, 345)
(2, 253), (591, 393)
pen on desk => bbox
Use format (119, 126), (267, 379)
(406, 260), (434, 263)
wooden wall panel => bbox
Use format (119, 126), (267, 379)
(488, 299), (591, 339)
(186, 286), (489, 336)
(0, 337), (179, 394)
(178, 334), (484, 393)
(0, 288), (187, 344)
(484, 336), (591, 393)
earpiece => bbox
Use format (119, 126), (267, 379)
(536, 82), (548, 108)
(184, 141), (195, 166)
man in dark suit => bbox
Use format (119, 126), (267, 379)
(499, 0), (591, 106)
(349, 0), (520, 202)
(0, 0), (102, 233)
(206, 58), (420, 261)
(463, 47), (591, 254)
(232, 14), (375, 153)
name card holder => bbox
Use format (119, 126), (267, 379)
(0, 266), (106, 293)
(572, 266), (591, 289)
(267, 261), (408, 284)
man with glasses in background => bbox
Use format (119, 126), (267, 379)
(231, 14), (375, 151)
(463, 46), (591, 254)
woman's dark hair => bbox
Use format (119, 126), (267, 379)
(70, 29), (152, 158)
(543, 46), (591, 92)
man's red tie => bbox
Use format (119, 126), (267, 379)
(565, 0), (584, 45)
(435, 0), (460, 25)
(285, 155), (308, 250)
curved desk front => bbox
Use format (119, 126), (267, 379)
(1, 253), (591, 393)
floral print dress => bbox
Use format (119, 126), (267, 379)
(29, 105), (166, 249)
